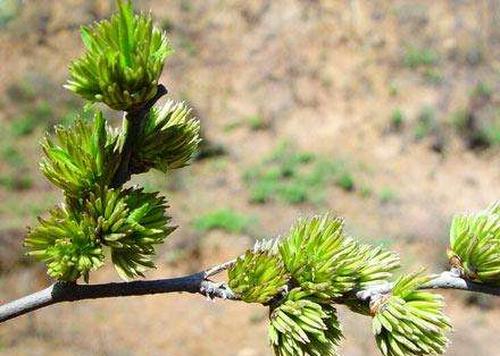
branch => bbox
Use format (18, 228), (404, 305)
(110, 84), (168, 188)
(2, 267), (499, 325)
(204, 258), (237, 278)
(0, 263), (237, 324)
(356, 270), (500, 302)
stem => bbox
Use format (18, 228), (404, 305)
(2, 266), (499, 324)
(0, 269), (236, 324)
(204, 258), (237, 278)
(355, 270), (500, 302)
(110, 84), (168, 188)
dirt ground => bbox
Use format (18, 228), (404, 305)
(0, 0), (499, 355)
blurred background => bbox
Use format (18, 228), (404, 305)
(0, 0), (499, 355)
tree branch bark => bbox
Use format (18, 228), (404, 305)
(1, 268), (498, 324)
(110, 84), (168, 188)
(0, 266), (236, 324)
(355, 270), (500, 302)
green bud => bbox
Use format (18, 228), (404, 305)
(372, 271), (451, 356)
(448, 201), (500, 284)
(268, 288), (342, 356)
(24, 206), (104, 282)
(279, 215), (353, 299)
(65, 0), (172, 111)
(40, 112), (118, 201)
(86, 187), (176, 280)
(354, 243), (400, 289)
(130, 99), (201, 174)
(279, 214), (399, 300)
(228, 250), (288, 304)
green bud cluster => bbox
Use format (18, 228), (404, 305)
(228, 214), (402, 356)
(268, 289), (342, 356)
(25, 185), (175, 281)
(372, 271), (451, 356)
(279, 215), (400, 299)
(85, 187), (176, 280)
(40, 112), (118, 201)
(25, 206), (104, 282)
(130, 100), (201, 175)
(65, 0), (172, 110)
(228, 250), (288, 304)
(25, 1), (199, 282)
(229, 215), (400, 303)
(448, 202), (500, 283)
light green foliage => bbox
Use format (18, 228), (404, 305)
(10, 101), (52, 137)
(279, 215), (355, 298)
(279, 215), (399, 299)
(193, 208), (253, 234)
(131, 100), (200, 174)
(244, 144), (354, 204)
(414, 105), (436, 140)
(247, 114), (268, 130)
(470, 81), (492, 99)
(86, 187), (176, 279)
(65, 0), (172, 110)
(40, 112), (119, 201)
(268, 289), (342, 356)
(24, 205), (104, 282)
(354, 244), (400, 289)
(15, 1), (500, 354)
(228, 250), (288, 304)
(379, 187), (397, 204)
(25, 186), (174, 281)
(403, 46), (439, 69)
(390, 108), (405, 130)
(25, 1), (195, 281)
(372, 271), (451, 356)
(448, 202), (500, 284)
(0, 0), (21, 28)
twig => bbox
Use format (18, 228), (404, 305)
(356, 270), (500, 302)
(204, 258), (237, 278)
(0, 271), (236, 324)
(2, 268), (499, 325)
(110, 84), (168, 188)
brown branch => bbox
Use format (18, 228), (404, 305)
(0, 265), (237, 324)
(110, 84), (168, 188)
(2, 267), (499, 325)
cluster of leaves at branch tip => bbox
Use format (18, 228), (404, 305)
(229, 214), (402, 356)
(24, 0), (200, 282)
(227, 203), (499, 355)
(64, 0), (172, 111)
(448, 201), (500, 284)
(371, 271), (451, 356)
(269, 289), (342, 356)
